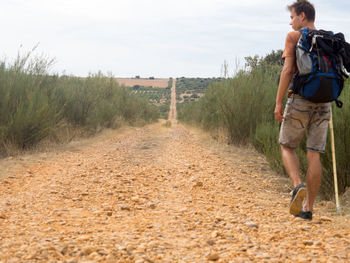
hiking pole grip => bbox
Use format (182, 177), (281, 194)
(329, 107), (341, 213)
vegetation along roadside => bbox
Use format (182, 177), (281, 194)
(0, 51), (159, 157)
(178, 50), (350, 199)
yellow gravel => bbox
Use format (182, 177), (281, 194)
(0, 121), (349, 262)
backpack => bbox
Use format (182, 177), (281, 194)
(292, 28), (350, 107)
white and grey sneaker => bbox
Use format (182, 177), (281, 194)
(289, 184), (307, 215)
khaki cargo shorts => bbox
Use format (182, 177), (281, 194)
(279, 95), (331, 153)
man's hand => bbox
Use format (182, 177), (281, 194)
(274, 103), (284, 122)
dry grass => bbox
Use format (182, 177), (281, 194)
(116, 78), (169, 88)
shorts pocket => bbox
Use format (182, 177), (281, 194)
(288, 102), (311, 129)
(314, 105), (330, 127)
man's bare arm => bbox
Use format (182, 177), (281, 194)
(274, 56), (295, 122)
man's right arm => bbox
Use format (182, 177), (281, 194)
(274, 56), (295, 122)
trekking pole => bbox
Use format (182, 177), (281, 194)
(329, 107), (341, 213)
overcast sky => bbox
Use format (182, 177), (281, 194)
(1, 0), (350, 78)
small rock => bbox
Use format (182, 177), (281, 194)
(334, 233), (343, 238)
(178, 207), (187, 212)
(246, 223), (259, 228)
(148, 240), (158, 247)
(137, 243), (146, 252)
(127, 244), (136, 251)
(82, 246), (96, 255)
(0, 213), (7, 219)
(143, 256), (154, 263)
(118, 246), (127, 251)
(131, 196), (140, 202)
(148, 203), (156, 209)
(303, 240), (313, 246)
(211, 231), (219, 238)
(93, 210), (103, 216)
(88, 251), (100, 259)
(106, 192), (113, 195)
(215, 216), (224, 222)
(120, 205), (130, 211)
(106, 211), (113, 216)
(207, 253), (220, 261)
(23, 252), (37, 260)
(320, 216), (332, 222)
(206, 239), (215, 246)
(60, 246), (68, 255)
(194, 181), (203, 187)
(106, 254), (117, 263)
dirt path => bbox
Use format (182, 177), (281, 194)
(0, 80), (350, 262)
(168, 78), (177, 124)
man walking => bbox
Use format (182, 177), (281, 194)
(274, 0), (330, 220)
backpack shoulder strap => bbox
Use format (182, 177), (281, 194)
(298, 28), (311, 51)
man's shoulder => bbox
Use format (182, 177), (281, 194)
(282, 31), (302, 60)
(286, 31), (302, 44)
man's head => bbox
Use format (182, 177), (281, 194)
(287, 0), (315, 30)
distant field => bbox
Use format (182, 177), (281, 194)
(116, 78), (169, 88)
(176, 77), (224, 104)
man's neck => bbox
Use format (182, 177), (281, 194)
(302, 22), (316, 30)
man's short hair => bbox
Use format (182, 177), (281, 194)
(288, 0), (315, 22)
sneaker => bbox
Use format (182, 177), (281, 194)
(289, 184), (307, 215)
(295, 210), (312, 220)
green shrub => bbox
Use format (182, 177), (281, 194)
(179, 50), (350, 198)
(0, 51), (159, 155)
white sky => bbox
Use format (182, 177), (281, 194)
(1, 0), (350, 78)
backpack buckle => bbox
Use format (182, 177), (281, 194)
(309, 34), (324, 52)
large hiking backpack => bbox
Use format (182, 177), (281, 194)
(292, 28), (350, 107)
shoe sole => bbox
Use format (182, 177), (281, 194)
(289, 187), (307, 215)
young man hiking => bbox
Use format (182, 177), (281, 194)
(274, 0), (330, 221)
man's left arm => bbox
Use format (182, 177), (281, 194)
(274, 56), (295, 122)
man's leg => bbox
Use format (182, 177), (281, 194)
(278, 98), (310, 215)
(304, 151), (322, 211)
(281, 145), (307, 215)
(281, 145), (302, 187)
